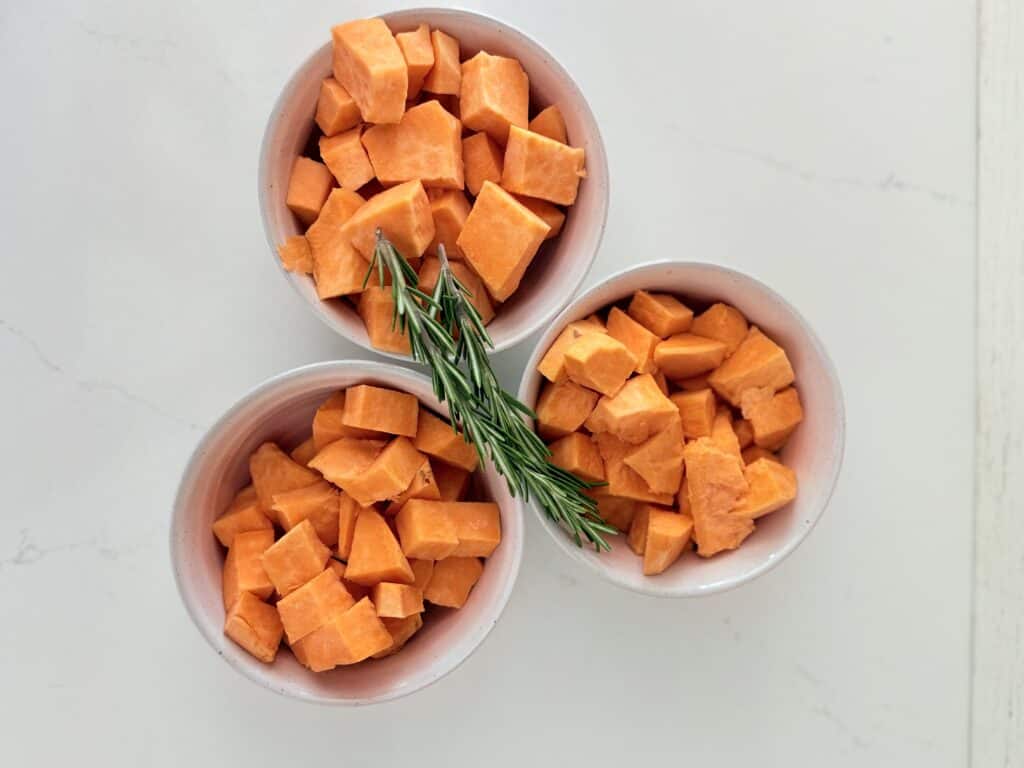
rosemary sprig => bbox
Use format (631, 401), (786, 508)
(366, 230), (615, 551)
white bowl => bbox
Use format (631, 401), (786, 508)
(517, 261), (846, 598)
(171, 361), (523, 704)
(258, 8), (609, 357)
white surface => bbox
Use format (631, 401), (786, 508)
(973, 1), (1024, 764)
(0, 0), (976, 765)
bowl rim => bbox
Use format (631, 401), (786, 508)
(170, 359), (525, 704)
(516, 259), (847, 598)
(257, 6), (610, 359)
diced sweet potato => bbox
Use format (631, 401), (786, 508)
(331, 18), (408, 124)
(343, 437), (426, 506)
(709, 407), (743, 464)
(372, 613), (424, 658)
(213, 486), (272, 548)
(643, 511), (693, 575)
(628, 291), (694, 338)
(744, 387), (803, 450)
(298, 597), (393, 669)
(343, 180), (435, 261)
(447, 501), (501, 557)
(306, 188), (368, 299)
(501, 126), (586, 206)
(342, 384), (419, 437)
(345, 508), (415, 585)
(395, 24), (433, 98)
(514, 195), (565, 239)
(328, 560), (370, 601)
(312, 391), (386, 450)
(410, 558), (434, 592)
(371, 582), (424, 619)
(319, 128), (375, 190)
(249, 442), (320, 517)
(336, 492), (368, 560)
(528, 105), (568, 144)
(537, 319), (608, 383)
(261, 519), (332, 597)
(535, 380), (599, 440)
(460, 51), (528, 143)
(742, 445), (780, 465)
(607, 307), (659, 374)
(733, 458), (797, 519)
(589, 489), (637, 532)
(422, 29), (461, 95)
(548, 432), (606, 482)
(669, 388), (716, 439)
(462, 132), (503, 196)
(361, 101), (464, 189)
(277, 235), (313, 274)
(653, 334), (728, 379)
(564, 333), (637, 397)
(224, 592), (283, 663)
(707, 326), (795, 406)
(290, 438), (317, 466)
(417, 256), (495, 324)
(276, 567), (355, 645)
(222, 529), (275, 609)
(424, 556), (483, 608)
(593, 433), (674, 505)
(413, 408), (479, 471)
(427, 189), (470, 259)
(385, 458), (441, 514)
(683, 438), (752, 557)
(734, 418), (754, 449)
(272, 480), (340, 548)
(315, 77), (362, 136)
(623, 419), (685, 494)
(433, 461), (471, 501)
(627, 503), (655, 555)
(308, 437), (387, 496)
(678, 373), (710, 392)
(286, 157), (334, 227)
(358, 285), (413, 354)
(457, 180), (549, 301)
(584, 374), (678, 444)
(691, 303), (749, 356)
(395, 498), (459, 560)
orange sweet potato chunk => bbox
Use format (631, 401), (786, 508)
(528, 105), (568, 144)
(710, 407), (743, 463)
(346, 508), (415, 585)
(584, 374), (679, 444)
(286, 157), (334, 226)
(537, 319), (608, 383)
(653, 333), (728, 379)
(733, 458), (797, 519)
(373, 613), (424, 658)
(343, 384), (419, 437)
(628, 291), (693, 338)
(316, 77), (361, 137)
(424, 556), (483, 608)
(422, 29), (461, 95)
(514, 195), (565, 240)
(734, 418), (755, 449)
(224, 591), (283, 663)
(319, 129), (375, 192)
(291, 438), (317, 466)
(413, 409), (479, 471)
(222, 529), (275, 609)
(371, 582), (424, 618)
(249, 442), (320, 517)
(361, 101), (464, 189)
(336, 492), (368, 560)
(670, 389), (716, 439)
(683, 438), (753, 557)
(623, 419), (685, 494)
(344, 180), (436, 261)
(447, 501), (501, 557)
(742, 445), (780, 465)
(460, 51), (528, 143)
(745, 387), (803, 450)
(276, 567), (355, 644)
(548, 432), (606, 482)
(589, 489), (637, 532)
(261, 519), (332, 597)
(272, 480), (340, 549)
(331, 18), (408, 124)
(643, 510), (693, 575)
(536, 379), (599, 440)
(707, 326), (795, 406)
(306, 188), (368, 299)
(564, 333), (637, 397)
(409, 558), (435, 593)
(299, 597), (393, 669)
(385, 457), (441, 514)
(309, 437), (387, 494)
(358, 285), (413, 354)
(396, 498), (459, 560)
(593, 433), (674, 505)
(433, 461), (471, 501)
(343, 437), (426, 507)
(691, 303), (749, 357)
(457, 180), (550, 301)
(395, 24), (434, 98)
(417, 256), (496, 324)
(627, 503), (659, 555)
(501, 126), (586, 206)
(462, 132), (503, 196)
(277, 235), (313, 275)
(607, 307), (659, 374)
(426, 188), (470, 259)
(213, 486), (272, 548)
(312, 391), (386, 450)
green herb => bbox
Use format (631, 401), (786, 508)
(366, 230), (615, 551)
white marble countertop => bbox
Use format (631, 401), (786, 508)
(1, 0), (985, 765)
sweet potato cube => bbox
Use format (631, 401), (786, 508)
(584, 374), (678, 444)
(358, 285), (413, 354)
(224, 592), (283, 663)
(710, 407), (743, 463)
(272, 481), (340, 548)
(691, 303), (749, 357)
(628, 291), (693, 338)
(422, 29), (461, 95)
(276, 568), (355, 644)
(286, 157), (334, 226)
(501, 126), (586, 206)
(290, 438), (317, 466)
(249, 442), (320, 517)
(213, 486), (272, 548)
(413, 408), (479, 471)
(707, 326), (795, 406)
(306, 188), (369, 299)
(345, 508), (414, 586)
(607, 307), (659, 374)
(745, 387), (803, 450)
(457, 180), (549, 301)
(362, 101), (464, 189)
(678, 374), (710, 392)
(299, 597), (393, 669)
(447, 501), (502, 557)
(342, 437), (426, 506)
(460, 51), (528, 144)
(426, 189), (470, 259)
(514, 195), (565, 239)
(593, 433), (674, 505)
(624, 419), (685, 494)
(410, 558), (435, 592)
(222, 529), (274, 609)
(312, 391), (387, 450)
(644, 511), (693, 575)
(564, 334), (637, 397)
(385, 458), (441, 514)
(308, 437), (387, 499)
(528, 105), (568, 144)
(331, 18), (408, 124)
(589, 490), (637, 532)
(277, 235), (313, 274)
(319, 128), (374, 190)
(654, 334), (728, 379)
(395, 24), (433, 98)
(396, 499), (459, 560)
(371, 582), (423, 618)
(683, 438), (752, 557)
(343, 180), (435, 261)
(315, 77), (361, 137)
(627, 503), (657, 555)
(669, 389), (716, 439)
(733, 458), (797, 519)
(537, 319), (608, 383)
(261, 520), (332, 597)
(548, 432), (605, 482)
(424, 556), (483, 608)
(336, 492), (368, 560)
(536, 380), (599, 440)
(433, 462), (471, 501)
(418, 256), (496, 324)
(734, 418), (754, 449)
(342, 384), (419, 437)
(462, 132), (503, 196)
(373, 613), (424, 658)
(742, 445), (780, 465)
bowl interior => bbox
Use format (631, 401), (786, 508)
(518, 261), (845, 597)
(172, 362), (522, 703)
(258, 8), (609, 356)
